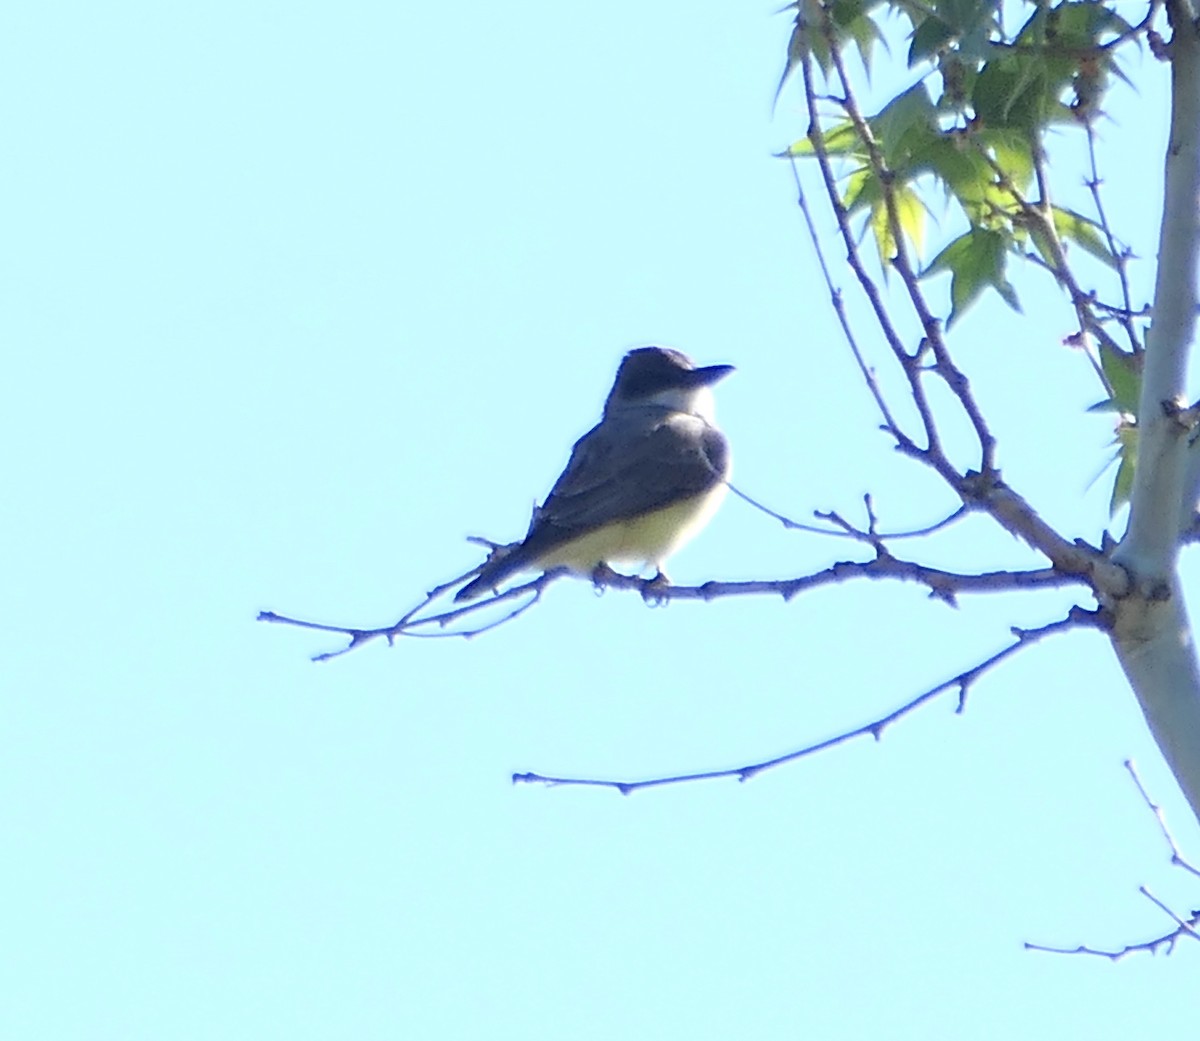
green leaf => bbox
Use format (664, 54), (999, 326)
(937, 0), (1001, 36)
(1110, 452), (1134, 515)
(775, 14), (813, 106)
(1098, 342), (1142, 414)
(895, 184), (926, 255)
(872, 82), (937, 162)
(908, 16), (954, 67)
(868, 199), (892, 271)
(977, 128), (1034, 193)
(866, 185), (925, 269)
(843, 11), (885, 69)
(1109, 422), (1138, 515)
(973, 55), (1050, 130)
(782, 119), (862, 158)
(955, 20), (997, 64)
(802, 0), (833, 76)
(1027, 221), (1060, 270)
(921, 132), (1020, 226)
(1051, 206), (1119, 268)
(842, 166), (881, 213)
(1049, 2), (1134, 49)
(924, 227), (1021, 326)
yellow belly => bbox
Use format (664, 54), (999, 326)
(531, 486), (727, 575)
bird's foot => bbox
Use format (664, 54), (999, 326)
(590, 562), (621, 594)
(639, 569), (671, 606)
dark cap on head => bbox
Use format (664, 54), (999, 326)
(610, 346), (735, 402)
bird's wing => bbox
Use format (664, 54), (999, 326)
(525, 411), (729, 544)
(456, 411), (728, 600)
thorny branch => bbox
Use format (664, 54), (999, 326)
(513, 609), (1100, 793)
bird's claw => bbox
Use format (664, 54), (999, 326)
(639, 570), (671, 606)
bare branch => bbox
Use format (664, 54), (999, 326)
(797, 45), (933, 462)
(813, 502), (971, 543)
(726, 480), (969, 541)
(513, 609), (1098, 793)
(1026, 882), (1200, 959)
(261, 553), (1087, 659)
(955, 473), (1131, 597)
(1125, 759), (1200, 879)
(825, 27), (997, 475)
(786, 154), (905, 440)
(1140, 885), (1200, 935)
(1024, 758), (1200, 959)
(258, 568), (560, 660)
(1085, 123), (1144, 354)
(587, 556), (1083, 606)
(1024, 912), (1200, 959)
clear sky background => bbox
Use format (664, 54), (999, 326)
(6, 1), (1200, 1038)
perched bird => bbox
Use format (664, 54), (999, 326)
(456, 346), (734, 601)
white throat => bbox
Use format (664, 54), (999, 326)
(620, 384), (718, 422)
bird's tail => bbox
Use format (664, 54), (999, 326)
(455, 545), (528, 602)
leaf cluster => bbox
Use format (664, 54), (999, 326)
(782, 0), (1139, 326)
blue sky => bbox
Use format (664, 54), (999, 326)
(6, 1), (1200, 1038)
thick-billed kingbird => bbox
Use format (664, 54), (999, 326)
(456, 346), (733, 601)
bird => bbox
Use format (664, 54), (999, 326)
(456, 346), (734, 601)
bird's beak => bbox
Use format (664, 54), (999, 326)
(688, 363), (735, 386)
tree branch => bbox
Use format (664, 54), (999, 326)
(798, 46), (932, 461)
(786, 154), (906, 441)
(1024, 759), (1200, 959)
(1114, 4), (1200, 583)
(513, 609), (1098, 793)
(727, 481), (969, 541)
(1085, 122), (1144, 354)
(827, 25), (997, 475)
(1108, 3), (1200, 825)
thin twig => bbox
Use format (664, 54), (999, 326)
(1140, 885), (1200, 935)
(976, 142), (1126, 364)
(1024, 913), (1200, 959)
(1024, 757), (1200, 959)
(1125, 759), (1200, 879)
(1085, 122), (1143, 353)
(727, 481), (969, 540)
(787, 154), (904, 440)
(513, 609), (1098, 792)
(797, 45), (932, 463)
(259, 568), (562, 660)
(261, 554), (1087, 659)
(826, 25), (997, 475)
